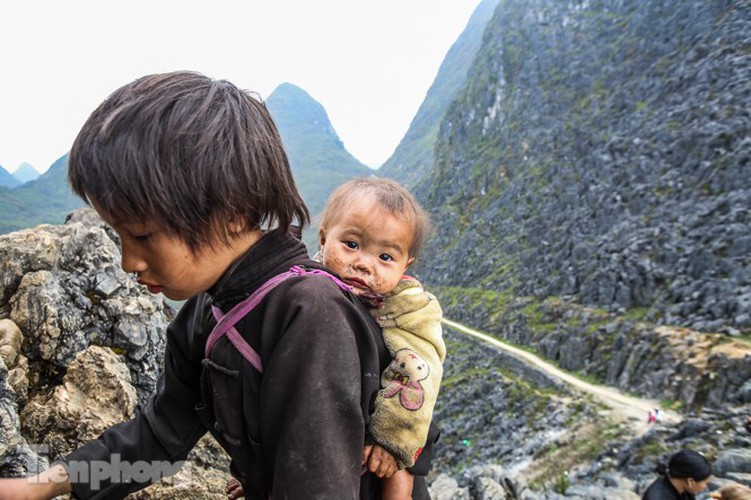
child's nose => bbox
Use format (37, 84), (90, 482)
(353, 255), (374, 274)
(120, 242), (148, 275)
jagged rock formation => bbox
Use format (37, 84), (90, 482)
(21, 345), (137, 456)
(414, 0), (751, 334)
(380, 0), (500, 187)
(0, 209), (230, 497)
(400, 2), (751, 494)
(430, 327), (751, 498)
(0, 208), (169, 402)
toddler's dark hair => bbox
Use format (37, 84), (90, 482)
(656, 449), (712, 481)
(69, 71), (309, 252)
(319, 177), (430, 259)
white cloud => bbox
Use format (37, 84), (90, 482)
(0, 0), (482, 172)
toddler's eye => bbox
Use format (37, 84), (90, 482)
(345, 241), (358, 249)
(379, 253), (394, 262)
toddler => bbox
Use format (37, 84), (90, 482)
(318, 177), (446, 500)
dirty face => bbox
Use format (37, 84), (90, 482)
(319, 195), (414, 297)
(95, 204), (262, 301)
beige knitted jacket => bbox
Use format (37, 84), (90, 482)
(367, 277), (446, 469)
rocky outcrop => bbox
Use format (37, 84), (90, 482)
(430, 327), (751, 498)
(21, 345), (137, 457)
(0, 210), (231, 497)
(0, 209), (171, 403)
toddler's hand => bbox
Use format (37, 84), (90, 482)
(366, 444), (399, 479)
(363, 443), (374, 465)
(226, 477), (244, 500)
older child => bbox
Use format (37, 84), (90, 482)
(642, 449), (713, 500)
(320, 177), (446, 500)
(0, 71), (403, 499)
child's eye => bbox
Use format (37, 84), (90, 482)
(345, 241), (358, 249)
(132, 233), (152, 242)
(379, 253), (394, 262)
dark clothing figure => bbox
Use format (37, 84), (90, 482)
(642, 476), (695, 500)
(64, 230), (434, 499)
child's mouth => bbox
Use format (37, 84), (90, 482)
(344, 277), (369, 290)
(138, 279), (164, 294)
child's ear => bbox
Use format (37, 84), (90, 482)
(318, 228), (327, 247)
(407, 256), (415, 268)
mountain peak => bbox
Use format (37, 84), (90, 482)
(265, 83), (371, 221)
(267, 83), (336, 139)
(0, 165), (21, 188)
(13, 162), (40, 183)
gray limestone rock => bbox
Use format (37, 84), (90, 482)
(429, 473), (471, 500)
(0, 210), (171, 403)
(714, 448), (751, 478)
(20, 345), (137, 457)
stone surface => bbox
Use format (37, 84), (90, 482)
(0, 212), (172, 403)
(0, 210), (232, 497)
(20, 345), (137, 456)
(411, 0), (751, 337)
(714, 448), (751, 478)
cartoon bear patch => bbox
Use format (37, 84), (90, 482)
(381, 349), (429, 411)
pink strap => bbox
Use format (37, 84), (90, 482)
(204, 265), (352, 372)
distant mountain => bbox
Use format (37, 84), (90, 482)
(378, 0), (500, 188)
(0, 165), (21, 188)
(416, 0), (751, 333)
(0, 86), (371, 241)
(13, 162), (40, 183)
(266, 83), (372, 247)
(0, 154), (85, 234)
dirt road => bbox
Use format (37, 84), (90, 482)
(443, 318), (682, 433)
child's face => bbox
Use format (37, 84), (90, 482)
(96, 207), (260, 301)
(319, 195), (414, 297)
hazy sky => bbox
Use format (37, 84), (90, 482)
(1, 0), (483, 173)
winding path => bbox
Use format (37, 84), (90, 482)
(443, 318), (682, 433)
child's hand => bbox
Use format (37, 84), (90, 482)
(0, 478), (37, 500)
(226, 477), (244, 500)
(364, 444), (399, 479)
(0, 465), (71, 500)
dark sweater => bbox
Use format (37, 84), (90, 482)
(65, 229), (397, 499)
(642, 476), (695, 500)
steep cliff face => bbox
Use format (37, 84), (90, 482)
(417, 0), (751, 334)
(379, 0), (499, 187)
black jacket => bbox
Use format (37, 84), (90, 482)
(65, 229), (435, 499)
(642, 476), (695, 500)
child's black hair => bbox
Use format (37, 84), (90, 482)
(656, 449), (712, 481)
(69, 71), (309, 252)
